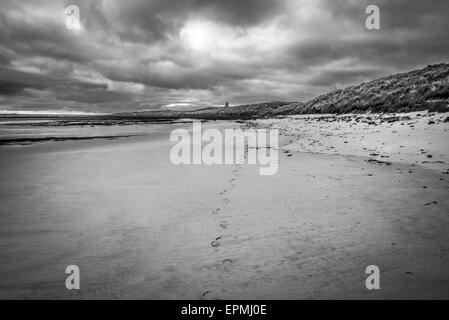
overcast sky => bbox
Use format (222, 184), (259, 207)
(0, 0), (448, 113)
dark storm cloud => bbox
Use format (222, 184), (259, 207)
(87, 0), (288, 43)
(0, 47), (14, 66)
(0, 66), (106, 94)
(0, 0), (448, 112)
(97, 59), (257, 90)
(308, 68), (383, 87)
(0, 65), (131, 106)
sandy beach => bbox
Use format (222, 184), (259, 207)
(0, 114), (449, 299)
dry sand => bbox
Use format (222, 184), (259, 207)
(0, 114), (449, 299)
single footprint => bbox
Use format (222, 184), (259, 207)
(212, 208), (221, 215)
(219, 221), (229, 228)
(222, 259), (234, 273)
(222, 198), (230, 204)
(211, 237), (222, 247)
(211, 241), (220, 247)
(202, 291), (211, 297)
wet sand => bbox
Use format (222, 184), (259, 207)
(0, 117), (449, 299)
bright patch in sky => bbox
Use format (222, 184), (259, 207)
(180, 21), (213, 51)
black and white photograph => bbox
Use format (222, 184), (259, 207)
(0, 0), (449, 303)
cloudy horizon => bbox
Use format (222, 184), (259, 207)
(0, 0), (448, 113)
